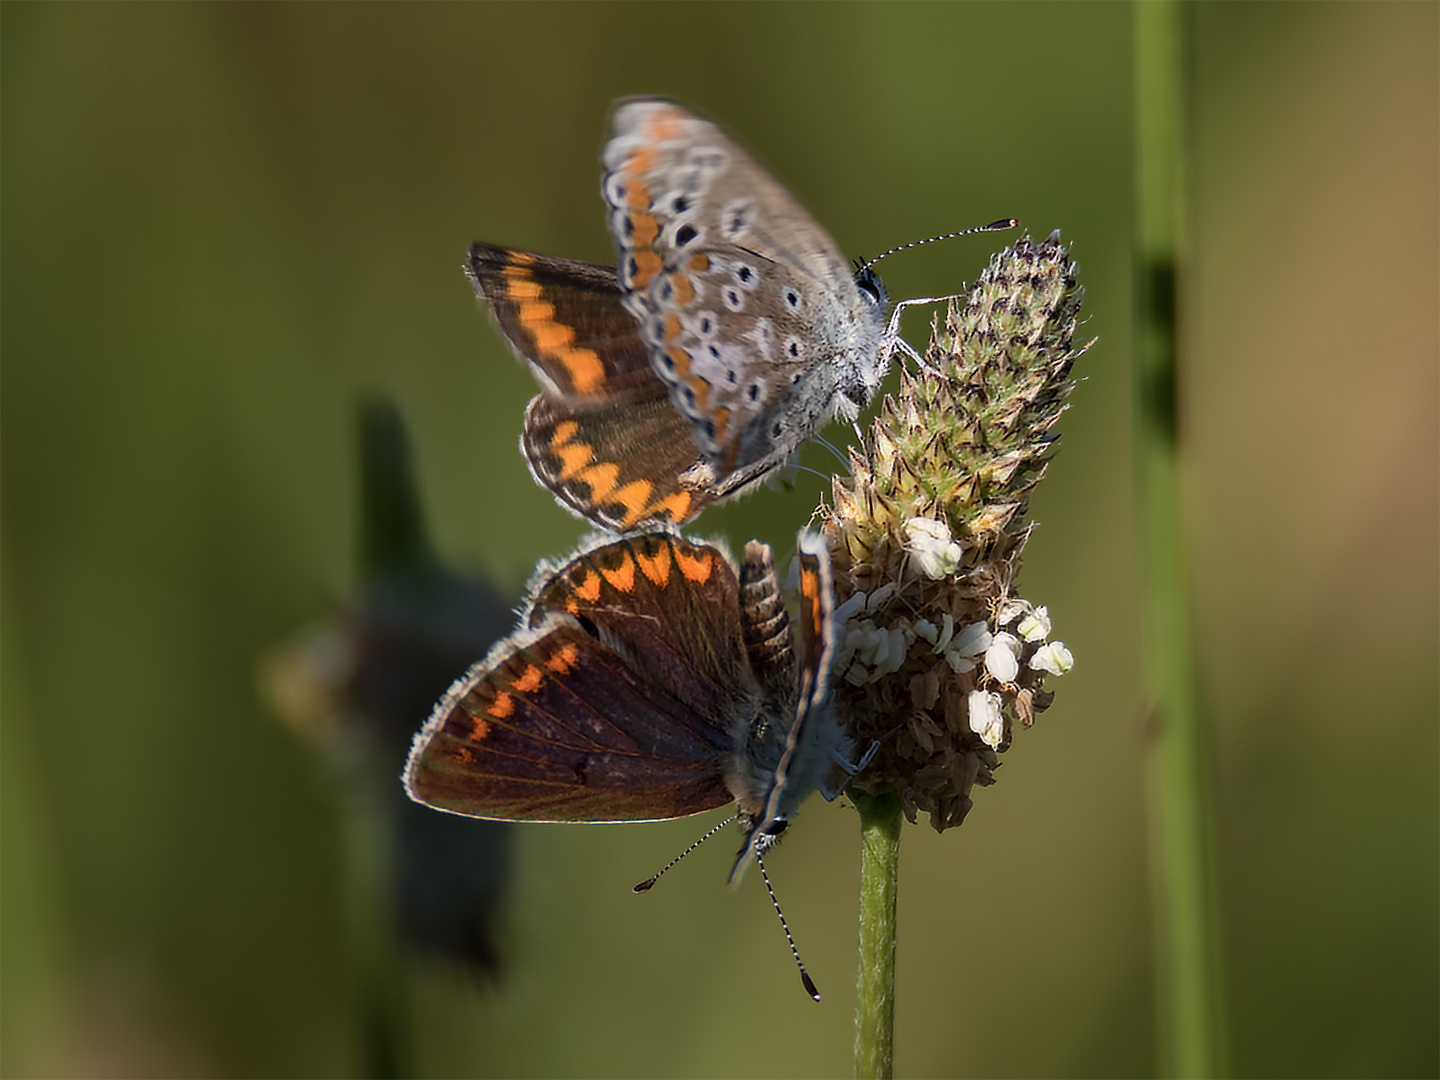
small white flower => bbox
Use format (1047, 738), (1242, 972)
(945, 651), (976, 674)
(951, 620), (992, 658)
(968, 689), (1005, 748)
(913, 619), (939, 646)
(1030, 640), (1074, 676)
(832, 591), (866, 626)
(996, 599), (1029, 626)
(866, 582), (898, 611)
(984, 632), (1022, 683)
(904, 516), (964, 579)
(931, 613), (956, 654)
(943, 619), (991, 673)
(1017, 605), (1052, 643)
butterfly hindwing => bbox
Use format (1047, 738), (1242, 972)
(404, 617), (736, 822)
(521, 393), (717, 531)
(405, 533), (762, 823)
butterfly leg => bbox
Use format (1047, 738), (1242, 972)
(884, 294), (965, 375)
(823, 726), (902, 800)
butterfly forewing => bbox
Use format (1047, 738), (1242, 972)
(466, 243), (657, 403)
(600, 99), (883, 478)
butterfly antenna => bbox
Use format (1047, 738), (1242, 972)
(812, 433), (849, 467)
(633, 816), (734, 893)
(791, 464), (832, 484)
(757, 851), (821, 1002)
(857, 218), (1018, 273)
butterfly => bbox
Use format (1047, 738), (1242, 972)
(402, 529), (844, 891)
(467, 98), (900, 531)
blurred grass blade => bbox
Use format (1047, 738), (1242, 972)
(1133, 3), (1229, 1076)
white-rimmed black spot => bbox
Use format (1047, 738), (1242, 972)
(783, 287), (802, 310)
(724, 288), (744, 311)
(784, 336), (803, 359)
(675, 223), (698, 246)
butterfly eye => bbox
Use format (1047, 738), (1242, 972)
(762, 818), (789, 838)
(854, 266), (885, 306)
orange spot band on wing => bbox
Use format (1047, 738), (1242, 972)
(656, 492), (694, 524)
(518, 300), (555, 325)
(645, 109), (685, 141)
(711, 406), (731, 445)
(512, 666), (544, 694)
(549, 424), (594, 480)
(802, 566), (824, 629)
(629, 145), (659, 177)
(634, 544), (673, 586)
(578, 462), (620, 500)
(556, 347), (605, 395)
(672, 274), (695, 305)
(546, 642), (579, 674)
(688, 376), (710, 411)
(468, 715), (492, 740)
(625, 175), (651, 210)
(611, 480), (656, 528)
(531, 321), (575, 351)
(629, 212), (659, 248)
(486, 692), (513, 720)
(503, 277), (543, 301)
(630, 250), (662, 288)
(600, 555), (636, 593)
(675, 547), (714, 583)
(573, 570), (603, 604)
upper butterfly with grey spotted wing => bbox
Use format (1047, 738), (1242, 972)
(601, 98), (893, 481)
(402, 529), (843, 886)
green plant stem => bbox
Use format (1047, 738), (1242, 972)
(1133, 4), (1228, 1077)
(854, 791), (901, 1080)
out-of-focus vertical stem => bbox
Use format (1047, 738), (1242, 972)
(1133, 4), (1228, 1077)
(854, 791), (901, 1080)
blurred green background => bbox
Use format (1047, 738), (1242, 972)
(3, 4), (1435, 1077)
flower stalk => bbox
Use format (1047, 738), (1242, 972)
(854, 791), (902, 1080)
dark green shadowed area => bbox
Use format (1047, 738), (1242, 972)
(2, 4), (1435, 1077)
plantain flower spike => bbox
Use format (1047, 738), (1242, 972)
(824, 231), (1090, 830)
